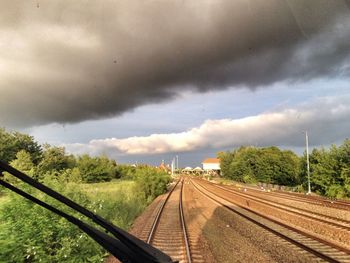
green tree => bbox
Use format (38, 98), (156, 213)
(37, 145), (73, 178)
(3, 150), (35, 183)
(217, 151), (234, 178)
(116, 165), (136, 180)
(341, 168), (350, 195)
(308, 147), (339, 195)
(134, 166), (171, 202)
(12, 132), (42, 164)
(0, 128), (42, 164)
(77, 155), (116, 183)
(301, 140), (350, 198)
(218, 146), (300, 186)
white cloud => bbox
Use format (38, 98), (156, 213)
(64, 96), (350, 156)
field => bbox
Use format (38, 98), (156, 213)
(80, 180), (136, 197)
(80, 180), (148, 229)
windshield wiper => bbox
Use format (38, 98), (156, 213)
(0, 160), (174, 263)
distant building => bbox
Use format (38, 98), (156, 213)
(159, 160), (170, 172)
(193, 166), (204, 175)
(202, 158), (220, 174)
(182, 167), (193, 174)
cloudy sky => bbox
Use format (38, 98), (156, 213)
(1, 0), (350, 166)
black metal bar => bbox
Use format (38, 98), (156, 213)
(0, 179), (136, 262)
(0, 161), (173, 263)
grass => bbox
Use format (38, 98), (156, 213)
(77, 180), (146, 229)
(0, 180), (149, 262)
(0, 194), (10, 215)
(0, 180), (146, 231)
(0, 194), (10, 229)
(0, 195), (9, 207)
(79, 180), (136, 197)
(79, 180), (148, 228)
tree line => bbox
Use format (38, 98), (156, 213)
(218, 140), (350, 199)
(1, 128), (120, 183)
(0, 127), (170, 199)
(0, 128), (171, 262)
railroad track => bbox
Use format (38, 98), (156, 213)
(271, 190), (350, 210)
(198, 179), (350, 251)
(227, 183), (350, 211)
(190, 178), (350, 263)
(217, 182), (350, 224)
(207, 180), (350, 230)
(144, 179), (192, 263)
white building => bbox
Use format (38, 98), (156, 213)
(182, 167), (193, 174)
(202, 158), (220, 174)
(193, 166), (204, 174)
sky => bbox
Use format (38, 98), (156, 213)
(1, 0), (350, 167)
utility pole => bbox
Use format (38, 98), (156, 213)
(176, 155), (179, 171)
(171, 158), (175, 176)
(305, 131), (311, 194)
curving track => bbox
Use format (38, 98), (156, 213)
(190, 178), (350, 263)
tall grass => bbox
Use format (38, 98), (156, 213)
(79, 180), (147, 229)
(0, 180), (148, 262)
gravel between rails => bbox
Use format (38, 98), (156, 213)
(218, 182), (350, 221)
(192, 178), (350, 262)
(182, 180), (215, 263)
(185, 178), (320, 263)
(200, 180), (350, 250)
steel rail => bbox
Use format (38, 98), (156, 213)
(191, 178), (350, 263)
(179, 179), (192, 263)
(231, 184), (350, 211)
(147, 178), (192, 263)
(209, 181), (350, 230)
(146, 179), (180, 244)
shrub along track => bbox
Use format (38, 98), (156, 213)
(191, 178), (350, 263)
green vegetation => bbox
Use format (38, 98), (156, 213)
(76, 154), (118, 183)
(134, 166), (171, 202)
(218, 140), (350, 198)
(0, 128), (171, 262)
(300, 139), (350, 198)
(218, 146), (300, 186)
(1, 182), (107, 262)
(0, 128), (42, 164)
(1, 126), (349, 261)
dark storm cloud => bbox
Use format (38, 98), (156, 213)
(1, 0), (350, 127)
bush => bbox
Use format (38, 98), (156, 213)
(0, 182), (105, 262)
(77, 155), (116, 183)
(0, 180), (149, 262)
(219, 146), (300, 186)
(115, 165), (136, 180)
(134, 167), (171, 202)
(325, 184), (348, 199)
(294, 184), (305, 193)
(243, 174), (256, 184)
